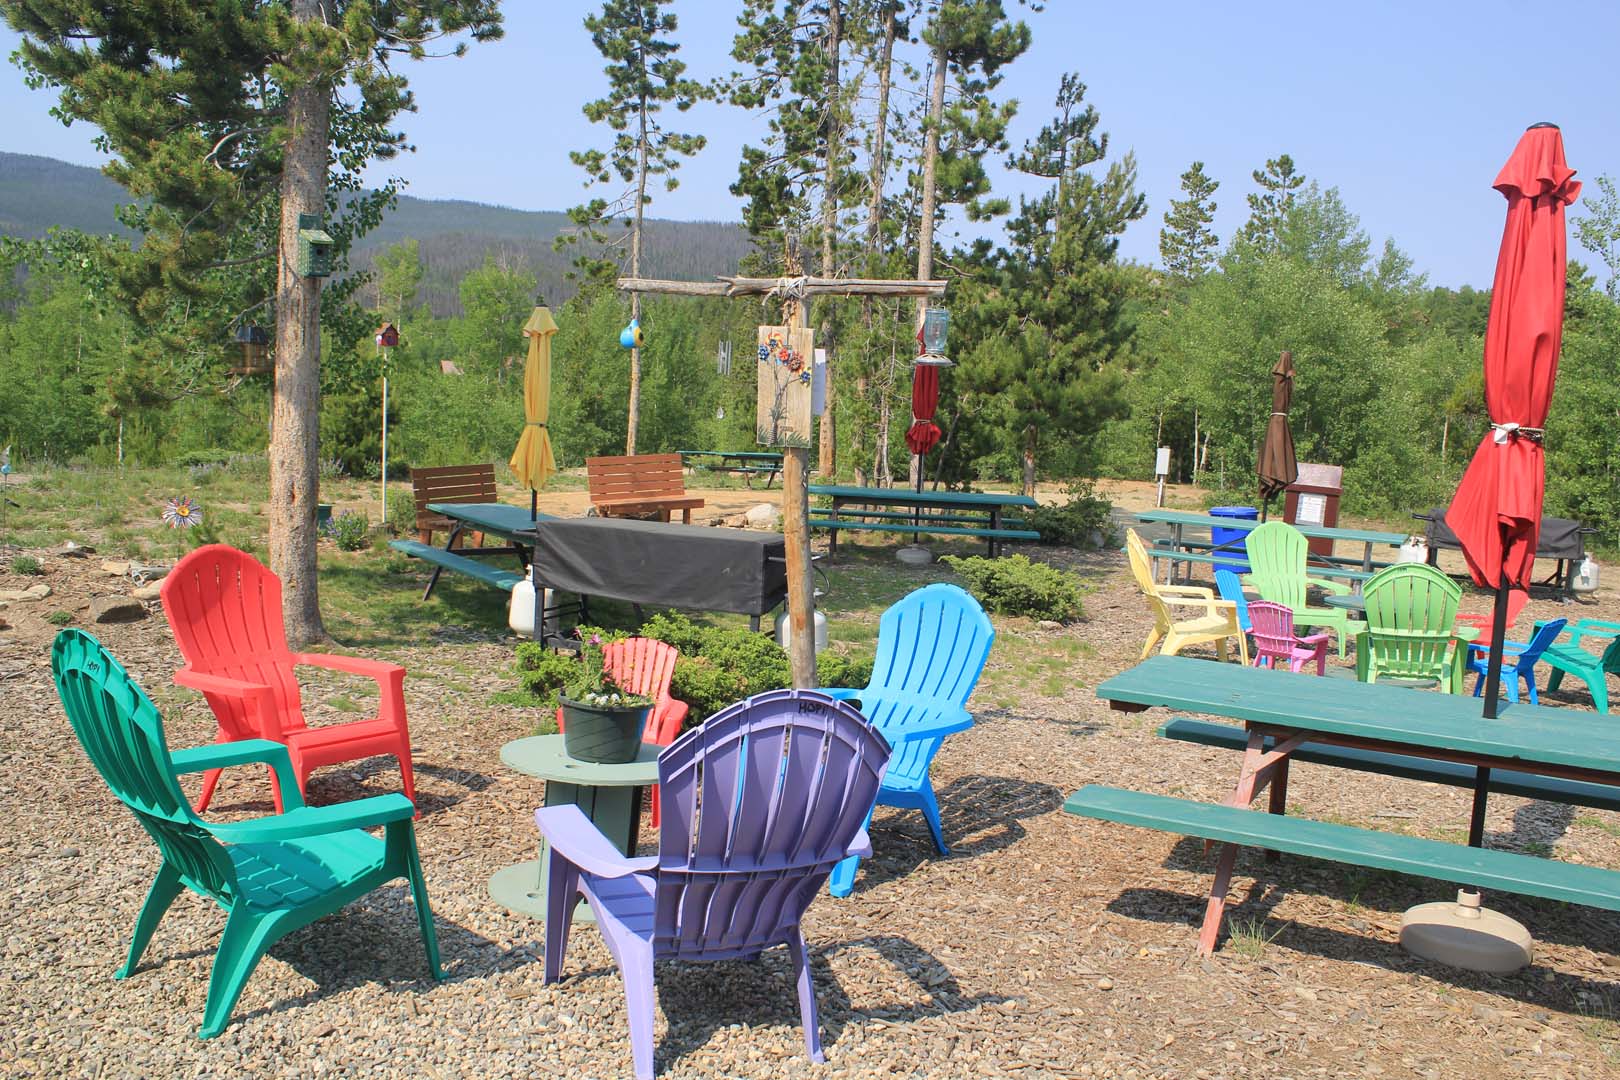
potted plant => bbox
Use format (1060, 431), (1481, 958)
(558, 634), (654, 763)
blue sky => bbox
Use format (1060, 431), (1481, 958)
(3, 0), (1616, 287)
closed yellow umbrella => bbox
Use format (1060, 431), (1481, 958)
(511, 305), (559, 513)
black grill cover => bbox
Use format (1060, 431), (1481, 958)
(1418, 507), (1588, 560)
(523, 517), (787, 616)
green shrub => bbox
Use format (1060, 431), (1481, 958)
(173, 448), (235, 469)
(327, 510), (371, 552)
(9, 555), (42, 575)
(817, 650), (874, 690)
(941, 554), (1084, 622)
(1028, 480), (1116, 549)
(514, 642), (580, 710)
(46, 610), (73, 626)
(385, 488), (417, 537)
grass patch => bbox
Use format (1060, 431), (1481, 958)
(45, 610), (74, 626)
(9, 555), (42, 575)
(1574, 814), (1620, 840)
(1226, 918), (1286, 960)
(327, 695), (362, 713)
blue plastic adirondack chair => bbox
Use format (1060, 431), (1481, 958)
(1214, 568), (1252, 633)
(1469, 618), (1569, 705)
(822, 582), (994, 897)
(534, 689), (890, 1080)
(50, 629), (442, 1039)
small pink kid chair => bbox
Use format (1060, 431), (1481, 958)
(1249, 601), (1331, 675)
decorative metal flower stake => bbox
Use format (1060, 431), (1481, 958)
(162, 495), (204, 529)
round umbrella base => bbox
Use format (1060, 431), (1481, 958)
(896, 544), (934, 565)
(1399, 890), (1531, 973)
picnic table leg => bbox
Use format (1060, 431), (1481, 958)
(1362, 542), (1373, 574)
(989, 508), (1002, 557)
(1199, 843), (1241, 956)
(423, 522), (467, 601)
(1265, 758), (1289, 863)
(828, 501), (840, 557)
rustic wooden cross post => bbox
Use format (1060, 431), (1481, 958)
(617, 272), (946, 689)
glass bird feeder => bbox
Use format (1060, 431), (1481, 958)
(916, 308), (952, 367)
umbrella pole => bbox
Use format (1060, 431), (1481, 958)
(1479, 577), (1512, 721)
(531, 489), (537, 522)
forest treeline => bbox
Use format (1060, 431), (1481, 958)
(2, 0), (1619, 545)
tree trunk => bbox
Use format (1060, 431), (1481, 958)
(269, 0), (330, 647)
(816, 0), (842, 478)
(851, 4), (896, 490)
(1022, 424), (1037, 498)
(909, 26), (947, 488)
(626, 89), (650, 455)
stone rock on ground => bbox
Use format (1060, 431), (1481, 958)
(0, 583), (50, 601)
(132, 583), (163, 601)
(744, 503), (781, 529)
(99, 560), (131, 576)
(89, 595), (147, 623)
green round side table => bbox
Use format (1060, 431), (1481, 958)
(487, 734), (661, 924)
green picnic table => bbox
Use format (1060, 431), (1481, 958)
(1066, 654), (1620, 954)
(1134, 508), (1403, 583)
(677, 449), (783, 488)
(389, 502), (551, 599)
(808, 484), (1040, 556)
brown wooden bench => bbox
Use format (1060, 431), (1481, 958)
(410, 464), (499, 544)
(586, 453), (705, 523)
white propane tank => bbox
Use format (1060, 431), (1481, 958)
(508, 579), (558, 639)
(1397, 535), (1429, 564)
(1574, 555), (1600, 594)
(776, 589), (829, 654)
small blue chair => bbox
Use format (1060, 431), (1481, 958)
(821, 583), (994, 897)
(1214, 568), (1252, 633)
(1469, 618), (1568, 705)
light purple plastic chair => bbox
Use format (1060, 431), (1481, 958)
(534, 689), (891, 1080)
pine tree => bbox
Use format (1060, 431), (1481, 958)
(3, 0), (503, 643)
(564, 0), (707, 455)
(1241, 153), (1305, 254)
(1159, 161), (1220, 283)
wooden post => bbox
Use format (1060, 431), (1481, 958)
(782, 244), (817, 690)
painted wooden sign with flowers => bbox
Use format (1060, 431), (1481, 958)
(755, 324), (814, 448)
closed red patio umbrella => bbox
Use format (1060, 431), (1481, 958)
(1445, 122), (1580, 722)
(906, 365), (943, 457)
(1404, 124), (1579, 974)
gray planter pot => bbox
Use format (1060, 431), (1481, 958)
(559, 697), (651, 764)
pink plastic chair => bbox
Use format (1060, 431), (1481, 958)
(1249, 601), (1331, 675)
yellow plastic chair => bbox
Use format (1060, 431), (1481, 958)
(1126, 529), (1249, 664)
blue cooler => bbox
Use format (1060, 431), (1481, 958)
(1209, 506), (1259, 573)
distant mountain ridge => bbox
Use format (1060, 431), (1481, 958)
(0, 150), (752, 312)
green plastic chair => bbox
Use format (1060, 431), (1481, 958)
(50, 629), (443, 1039)
(1354, 563), (1469, 692)
(1543, 619), (1620, 713)
(1242, 521), (1364, 657)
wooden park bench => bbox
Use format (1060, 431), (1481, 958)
(586, 453), (705, 523)
(409, 464), (499, 545)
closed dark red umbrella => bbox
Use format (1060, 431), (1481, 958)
(905, 364), (943, 457)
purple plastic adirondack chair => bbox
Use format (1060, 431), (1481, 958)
(534, 689), (891, 1080)
(1249, 600), (1331, 675)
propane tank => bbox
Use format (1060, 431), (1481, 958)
(1574, 555), (1600, 594)
(776, 589), (829, 654)
(508, 578), (557, 639)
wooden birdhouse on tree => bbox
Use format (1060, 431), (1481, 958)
(296, 213), (334, 278)
(230, 324), (271, 375)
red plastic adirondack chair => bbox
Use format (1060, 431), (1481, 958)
(556, 637), (688, 825)
(1454, 586), (1530, 648)
(160, 545), (416, 814)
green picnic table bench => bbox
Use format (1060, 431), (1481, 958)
(808, 484), (1040, 557)
(1143, 541), (1373, 585)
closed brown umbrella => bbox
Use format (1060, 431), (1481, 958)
(1256, 350), (1298, 518)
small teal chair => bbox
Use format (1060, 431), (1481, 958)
(821, 583), (994, 896)
(1469, 618), (1568, 705)
(1214, 568), (1252, 633)
(50, 629), (443, 1039)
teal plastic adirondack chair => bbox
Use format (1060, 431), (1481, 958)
(822, 583), (994, 897)
(1243, 521), (1363, 657)
(1543, 619), (1620, 713)
(1354, 563), (1468, 692)
(50, 629), (443, 1039)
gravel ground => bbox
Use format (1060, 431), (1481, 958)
(4, 526), (1620, 1079)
